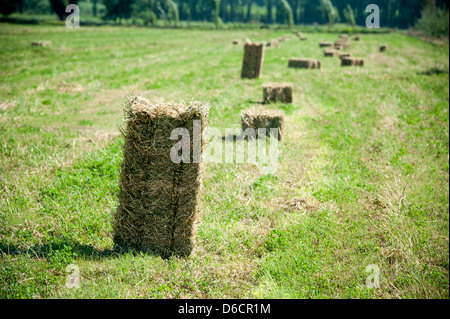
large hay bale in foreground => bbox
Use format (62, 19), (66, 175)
(113, 96), (210, 258)
(262, 83), (293, 104)
(241, 42), (265, 79)
(341, 57), (364, 67)
(32, 41), (51, 47)
(324, 48), (338, 57)
(241, 108), (285, 141)
(288, 58), (321, 70)
(319, 41), (333, 48)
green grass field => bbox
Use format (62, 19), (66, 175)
(0, 23), (448, 299)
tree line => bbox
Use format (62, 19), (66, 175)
(1, 0), (449, 29)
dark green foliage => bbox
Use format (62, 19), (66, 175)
(0, 0), (19, 16)
(49, 0), (79, 20)
(415, 6), (449, 37)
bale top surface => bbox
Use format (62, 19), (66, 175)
(128, 96), (209, 121)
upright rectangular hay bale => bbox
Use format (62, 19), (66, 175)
(241, 42), (265, 79)
(113, 96), (210, 257)
(262, 83), (293, 104)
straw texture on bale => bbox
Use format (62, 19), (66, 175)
(319, 41), (333, 48)
(113, 96), (210, 258)
(241, 42), (265, 79)
(241, 108), (285, 141)
(324, 48), (338, 57)
(262, 83), (293, 104)
(288, 58), (321, 69)
(341, 57), (364, 67)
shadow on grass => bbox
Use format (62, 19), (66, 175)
(0, 239), (171, 261)
(417, 67), (449, 76)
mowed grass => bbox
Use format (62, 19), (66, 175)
(0, 23), (448, 299)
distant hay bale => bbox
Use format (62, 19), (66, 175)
(299, 36), (307, 41)
(262, 83), (293, 104)
(241, 42), (265, 79)
(341, 57), (364, 67)
(113, 96), (210, 258)
(353, 35), (361, 41)
(288, 58), (321, 70)
(241, 108), (285, 141)
(232, 39), (241, 45)
(379, 45), (387, 52)
(338, 52), (352, 60)
(338, 34), (349, 39)
(334, 40), (349, 50)
(266, 39), (280, 48)
(319, 41), (333, 48)
(279, 35), (293, 42)
(324, 48), (338, 57)
(31, 41), (51, 47)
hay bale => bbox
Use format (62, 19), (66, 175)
(288, 58), (321, 70)
(266, 39), (280, 48)
(232, 39), (241, 45)
(241, 108), (285, 141)
(324, 48), (338, 57)
(113, 96), (210, 258)
(379, 45), (387, 52)
(341, 57), (364, 67)
(299, 36), (307, 41)
(353, 35), (361, 41)
(241, 42), (265, 79)
(338, 52), (352, 60)
(338, 34), (349, 39)
(262, 83), (293, 104)
(319, 41), (333, 48)
(31, 41), (51, 47)
(334, 40), (349, 50)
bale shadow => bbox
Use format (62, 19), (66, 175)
(417, 67), (449, 76)
(0, 238), (169, 261)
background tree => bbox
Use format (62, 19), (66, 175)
(49, 0), (79, 20)
(280, 0), (294, 27)
(0, 0), (19, 16)
(103, 0), (134, 22)
(318, 0), (339, 26)
(343, 4), (355, 27)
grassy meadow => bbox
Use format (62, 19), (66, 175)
(0, 23), (448, 299)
